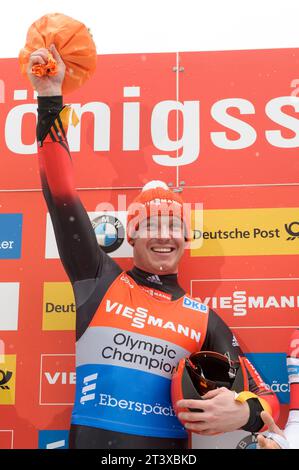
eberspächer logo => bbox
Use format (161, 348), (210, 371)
(285, 221), (299, 241)
(80, 373), (98, 404)
(0, 214), (22, 259)
(246, 353), (289, 404)
(91, 215), (125, 253)
(38, 430), (69, 449)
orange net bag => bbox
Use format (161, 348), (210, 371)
(19, 12), (97, 94)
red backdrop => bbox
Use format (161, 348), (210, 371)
(0, 49), (298, 448)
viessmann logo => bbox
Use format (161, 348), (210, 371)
(196, 289), (299, 317)
(192, 278), (299, 328)
(191, 208), (299, 257)
(106, 279), (201, 342)
(40, 354), (75, 405)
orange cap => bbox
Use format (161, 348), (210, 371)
(126, 181), (192, 244)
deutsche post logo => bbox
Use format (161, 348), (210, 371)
(191, 208), (299, 256)
(42, 283), (75, 331)
(0, 355), (16, 405)
(285, 221), (299, 241)
(0, 370), (12, 389)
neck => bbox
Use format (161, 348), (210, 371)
(127, 266), (185, 300)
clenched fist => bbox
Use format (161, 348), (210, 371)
(27, 44), (65, 96)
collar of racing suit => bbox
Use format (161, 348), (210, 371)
(127, 266), (185, 301)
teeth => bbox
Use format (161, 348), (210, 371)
(152, 248), (172, 253)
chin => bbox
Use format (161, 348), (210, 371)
(150, 262), (176, 275)
(147, 253), (180, 274)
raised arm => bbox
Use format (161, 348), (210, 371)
(28, 45), (120, 283)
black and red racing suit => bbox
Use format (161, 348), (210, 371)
(36, 96), (279, 449)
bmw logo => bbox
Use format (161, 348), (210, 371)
(236, 434), (258, 449)
(92, 215), (125, 253)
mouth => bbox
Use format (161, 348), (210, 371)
(150, 247), (175, 253)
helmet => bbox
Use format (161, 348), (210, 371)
(171, 351), (245, 415)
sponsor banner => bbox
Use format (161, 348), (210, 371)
(2, 51), (299, 190)
(191, 277), (299, 328)
(0, 355), (16, 405)
(39, 354), (75, 405)
(2, 51), (299, 449)
(91, 280), (204, 348)
(72, 364), (186, 439)
(0, 54), (177, 190)
(0, 214), (22, 259)
(0, 430), (13, 449)
(45, 212), (132, 259)
(77, 327), (190, 379)
(42, 283), (75, 331)
(38, 430), (69, 449)
(179, 49), (299, 187)
(191, 208), (299, 257)
(0, 283), (19, 330)
(246, 353), (289, 404)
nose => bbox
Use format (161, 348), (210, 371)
(159, 223), (171, 239)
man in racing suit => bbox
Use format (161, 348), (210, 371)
(27, 44), (279, 449)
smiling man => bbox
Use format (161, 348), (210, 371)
(27, 45), (279, 449)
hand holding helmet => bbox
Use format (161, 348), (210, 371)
(171, 351), (251, 435)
